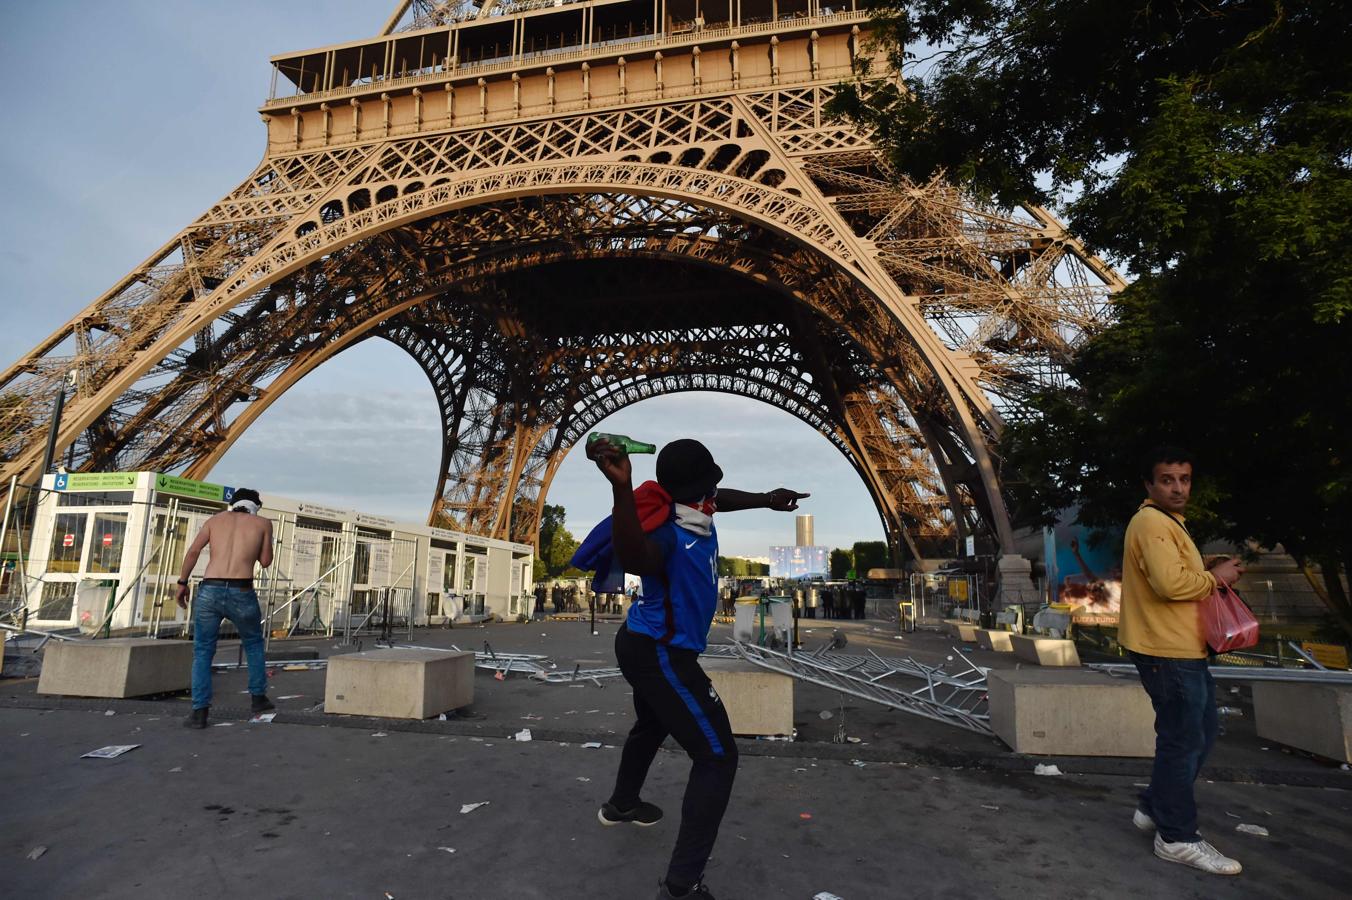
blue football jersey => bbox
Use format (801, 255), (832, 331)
(627, 519), (719, 652)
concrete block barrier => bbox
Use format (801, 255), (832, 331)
(1252, 682), (1352, 763)
(38, 638), (192, 699)
(975, 629), (1014, 652)
(703, 657), (795, 737)
(943, 619), (979, 643)
(989, 668), (1155, 757)
(1010, 634), (1081, 667)
(325, 648), (474, 720)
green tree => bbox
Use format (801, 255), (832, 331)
(537, 503), (582, 577)
(830, 548), (854, 579)
(835, 0), (1352, 636)
(719, 556), (766, 577)
(851, 541), (890, 575)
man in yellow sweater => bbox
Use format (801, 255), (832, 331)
(1121, 446), (1245, 875)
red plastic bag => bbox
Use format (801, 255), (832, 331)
(1199, 583), (1259, 653)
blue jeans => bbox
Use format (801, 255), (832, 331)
(191, 582), (267, 709)
(1129, 652), (1218, 843)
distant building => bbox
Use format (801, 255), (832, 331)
(770, 544), (829, 579)
(795, 514), (814, 547)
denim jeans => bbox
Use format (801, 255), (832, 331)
(1129, 651), (1218, 843)
(191, 582), (267, 709)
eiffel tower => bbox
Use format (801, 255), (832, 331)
(0, 0), (1121, 591)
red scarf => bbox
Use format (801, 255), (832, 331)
(632, 480), (716, 532)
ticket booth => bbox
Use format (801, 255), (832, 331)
(20, 472), (532, 636)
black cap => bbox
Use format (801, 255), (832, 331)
(656, 439), (723, 502)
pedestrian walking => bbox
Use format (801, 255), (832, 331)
(1121, 446), (1245, 875)
(175, 488), (275, 729)
(581, 436), (807, 899)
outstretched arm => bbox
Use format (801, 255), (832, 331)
(716, 488), (809, 513)
(588, 439), (667, 576)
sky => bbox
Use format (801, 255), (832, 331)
(0, 1), (886, 557)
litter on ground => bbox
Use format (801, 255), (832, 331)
(81, 745), (140, 759)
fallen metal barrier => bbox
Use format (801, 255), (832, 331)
(728, 641), (994, 735)
(1088, 663), (1352, 686)
(530, 664), (624, 686)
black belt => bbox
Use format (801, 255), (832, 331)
(201, 577), (254, 588)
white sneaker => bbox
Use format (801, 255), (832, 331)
(1154, 834), (1242, 875)
(1133, 808), (1157, 833)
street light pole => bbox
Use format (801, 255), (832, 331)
(39, 379), (67, 476)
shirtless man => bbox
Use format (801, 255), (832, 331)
(175, 488), (274, 728)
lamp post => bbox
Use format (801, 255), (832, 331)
(40, 370), (78, 475)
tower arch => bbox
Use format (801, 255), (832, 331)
(0, 6), (1122, 595)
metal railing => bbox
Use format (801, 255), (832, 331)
(264, 10), (870, 110)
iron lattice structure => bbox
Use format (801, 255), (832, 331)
(0, 0), (1122, 560)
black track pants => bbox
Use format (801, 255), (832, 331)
(608, 625), (739, 888)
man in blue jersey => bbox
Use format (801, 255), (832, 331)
(588, 436), (807, 900)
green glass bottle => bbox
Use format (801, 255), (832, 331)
(586, 432), (657, 455)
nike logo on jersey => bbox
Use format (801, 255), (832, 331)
(684, 540), (698, 549)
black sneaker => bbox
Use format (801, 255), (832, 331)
(657, 878), (716, 899)
(183, 707), (209, 729)
(598, 800), (663, 827)
(250, 694), (275, 714)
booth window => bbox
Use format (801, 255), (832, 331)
(89, 512), (129, 573)
(462, 547), (487, 593)
(48, 513), (87, 574)
(442, 552), (458, 593)
(37, 581), (75, 619)
(353, 542), (371, 585)
(319, 535), (341, 582)
(151, 513), (190, 574)
(58, 490), (133, 507)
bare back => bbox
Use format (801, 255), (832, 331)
(197, 511), (273, 578)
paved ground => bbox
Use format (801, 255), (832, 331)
(6, 619), (1335, 783)
(4, 619), (1351, 898)
(4, 706), (1349, 899)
